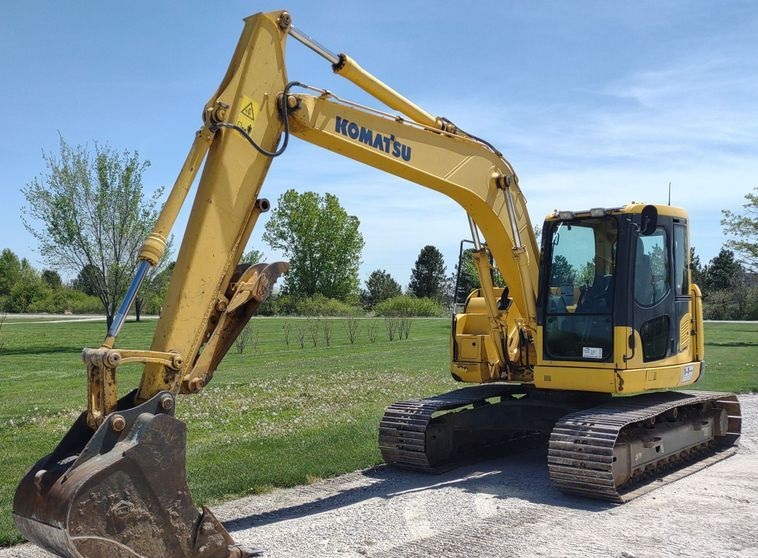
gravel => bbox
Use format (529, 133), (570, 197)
(4, 395), (756, 558)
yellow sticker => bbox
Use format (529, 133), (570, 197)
(236, 96), (258, 133)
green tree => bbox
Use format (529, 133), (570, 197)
(6, 259), (46, 313)
(550, 255), (576, 287)
(703, 249), (742, 293)
(721, 187), (757, 271)
(137, 261), (175, 317)
(361, 269), (401, 309)
(408, 245), (446, 300)
(650, 243), (668, 285)
(700, 248), (758, 320)
(22, 137), (164, 329)
(41, 269), (62, 290)
(456, 249), (479, 301)
(241, 249), (264, 265)
(575, 261), (595, 287)
(0, 249), (22, 297)
(690, 247), (704, 287)
(453, 249), (504, 303)
(72, 264), (103, 296)
(263, 190), (364, 301)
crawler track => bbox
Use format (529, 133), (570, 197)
(379, 384), (535, 472)
(547, 390), (742, 502)
(382, 386), (742, 502)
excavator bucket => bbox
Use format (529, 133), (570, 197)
(13, 390), (257, 558)
(13, 262), (288, 557)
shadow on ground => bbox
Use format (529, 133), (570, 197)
(225, 440), (612, 533)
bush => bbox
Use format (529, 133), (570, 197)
(703, 286), (758, 320)
(256, 294), (279, 316)
(745, 290), (758, 320)
(5, 280), (48, 313)
(373, 295), (445, 317)
(27, 288), (102, 314)
(274, 294), (363, 317)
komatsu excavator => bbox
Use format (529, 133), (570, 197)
(14, 10), (741, 558)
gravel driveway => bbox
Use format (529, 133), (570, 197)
(4, 395), (756, 558)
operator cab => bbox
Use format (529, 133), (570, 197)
(535, 204), (699, 393)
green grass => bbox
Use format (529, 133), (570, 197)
(0, 317), (456, 546)
(2, 316), (97, 324)
(0, 318), (755, 546)
(698, 322), (758, 393)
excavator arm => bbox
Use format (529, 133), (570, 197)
(14, 10), (541, 558)
(93, 8), (541, 417)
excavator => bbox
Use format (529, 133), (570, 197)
(14, 9), (742, 558)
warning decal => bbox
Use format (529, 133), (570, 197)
(241, 102), (255, 120)
(236, 96), (258, 133)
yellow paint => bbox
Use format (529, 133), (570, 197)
(136, 11), (289, 402)
(533, 364), (617, 392)
(616, 362), (702, 392)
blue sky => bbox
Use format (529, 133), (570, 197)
(2, 1), (756, 286)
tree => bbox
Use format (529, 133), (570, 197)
(700, 248), (758, 320)
(721, 187), (758, 271)
(6, 258), (46, 313)
(690, 247), (704, 287)
(550, 255), (576, 287)
(241, 249), (264, 265)
(41, 269), (62, 290)
(136, 259), (175, 320)
(22, 138), (164, 328)
(408, 245), (446, 300)
(452, 249), (504, 303)
(703, 249), (743, 293)
(0, 249), (22, 297)
(454, 249), (479, 302)
(361, 269), (401, 309)
(575, 261), (595, 287)
(72, 264), (103, 296)
(263, 189), (364, 301)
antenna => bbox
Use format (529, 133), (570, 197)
(668, 181), (671, 205)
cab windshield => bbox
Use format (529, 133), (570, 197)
(543, 216), (617, 361)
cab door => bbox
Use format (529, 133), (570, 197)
(631, 215), (690, 364)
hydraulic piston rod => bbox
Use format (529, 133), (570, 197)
(285, 18), (439, 128)
(288, 24), (340, 65)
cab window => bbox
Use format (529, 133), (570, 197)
(634, 228), (669, 306)
(674, 224), (689, 296)
(543, 217), (617, 361)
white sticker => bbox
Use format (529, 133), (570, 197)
(582, 347), (603, 359)
(680, 364), (694, 383)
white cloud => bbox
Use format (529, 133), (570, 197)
(406, 50), (758, 265)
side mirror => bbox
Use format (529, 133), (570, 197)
(640, 205), (658, 236)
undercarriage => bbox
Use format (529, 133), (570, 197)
(380, 385), (742, 501)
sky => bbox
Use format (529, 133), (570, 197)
(1, 1), (757, 287)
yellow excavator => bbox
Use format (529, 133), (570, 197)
(14, 10), (741, 558)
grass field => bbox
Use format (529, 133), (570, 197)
(0, 318), (756, 546)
